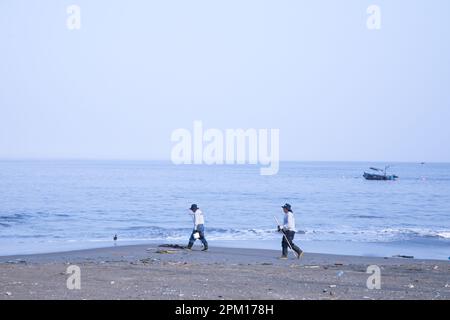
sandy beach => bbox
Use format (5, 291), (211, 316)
(0, 244), (449, 300)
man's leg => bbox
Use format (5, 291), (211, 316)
(200, 234), (208, 250)
(198, 226), (208, 251)
(281, 234), (288, 257)
(187, 230), (196, 249)
(287, 231), (303, 258)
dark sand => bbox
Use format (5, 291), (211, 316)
(0, 244), (449, 300)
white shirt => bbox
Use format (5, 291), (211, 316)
(283, 212), (297, 232)
(189, 209), (205, 229)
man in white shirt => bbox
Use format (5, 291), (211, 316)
(187, 204), (209, 251)
(278, 203), (304, 259)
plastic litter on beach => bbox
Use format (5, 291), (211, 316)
(304, 265), (320, 269)
(140, 258), (160, 264)
(5, 292), (12, 296)
(337, 271), (345, 277)
(167, 262), (188, 266)
(156, 250), (179, 254)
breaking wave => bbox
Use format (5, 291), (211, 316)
(3, 226), (448, 243)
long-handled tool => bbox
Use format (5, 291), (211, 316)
(274, 215), (299, 258)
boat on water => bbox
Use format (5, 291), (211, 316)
(363, 166), (398, 181)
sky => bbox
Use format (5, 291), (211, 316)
(0, 0), (449, 162)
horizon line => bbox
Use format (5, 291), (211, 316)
(0, 157), (447, 164)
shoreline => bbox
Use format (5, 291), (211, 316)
(1, 243), (449, 300)
(1, 237), (449, 261)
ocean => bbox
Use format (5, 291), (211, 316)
(0, 160), (449, 260)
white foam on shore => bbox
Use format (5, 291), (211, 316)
(437, 231), (450, 239)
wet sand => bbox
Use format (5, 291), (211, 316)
(0, 244), (449, 300)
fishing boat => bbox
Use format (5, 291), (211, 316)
(363, 166), (398, 181)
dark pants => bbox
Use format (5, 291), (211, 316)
(188, 224), (208, 249)
(282, 230), (302, 257)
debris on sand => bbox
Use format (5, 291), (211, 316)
(140, 258), (159, 264)
(393, 255), (414, 259)
(156, 250), (179, 255)
(5, 292), (12, 296)
(167, 262), (188, 266)
(159, 244), (186, 250)
(5, 259), (27, 265)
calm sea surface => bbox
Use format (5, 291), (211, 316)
(0, 160), (449, 259)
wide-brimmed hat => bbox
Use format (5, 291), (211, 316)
(190, 204), (199, 211)
(282, 203), (292, 211)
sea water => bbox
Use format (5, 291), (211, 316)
(0, 160), (449, 259)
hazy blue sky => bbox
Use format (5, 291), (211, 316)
(1, 0), (449, 162)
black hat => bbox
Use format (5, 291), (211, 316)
(282, 203), (292, 211)
(190, 204), (199, 211)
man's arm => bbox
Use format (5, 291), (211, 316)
(193, 212), (199, 230)
(188, 211), (198, 230)
(279, 217), (288, 232)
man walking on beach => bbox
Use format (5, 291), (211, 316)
(278, 203), (304, 259)
(187, 204), (209, 251)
